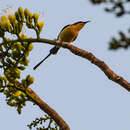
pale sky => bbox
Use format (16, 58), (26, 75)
(0, 0), (130, 130)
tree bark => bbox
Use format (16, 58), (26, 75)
(5, 38), (130, 91)
(26, 87), (70, 130)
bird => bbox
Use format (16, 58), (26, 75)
(33, 21), (90, 70)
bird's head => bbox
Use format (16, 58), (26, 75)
(72, 21), (91, 32)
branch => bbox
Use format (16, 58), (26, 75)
(3, 38), (130, 91)
(26, 87), (70, 130)
(63, 42), (130, 91)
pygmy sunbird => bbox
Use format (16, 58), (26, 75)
(33, 21), (90, 70)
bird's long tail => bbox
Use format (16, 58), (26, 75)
(33, 53), (51, 70)
(33, 46), (60, 70)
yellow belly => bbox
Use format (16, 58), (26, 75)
(58, 27), (77, 42)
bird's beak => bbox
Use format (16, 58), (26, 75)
(85, 20), (91, 24)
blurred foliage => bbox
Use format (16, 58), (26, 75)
(89, 0), (130, 50)
(0, 7), (44, 114)
(27, 115), (59, 130)
(109, 30), (130, 50)
(90, 0), (130, 17)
